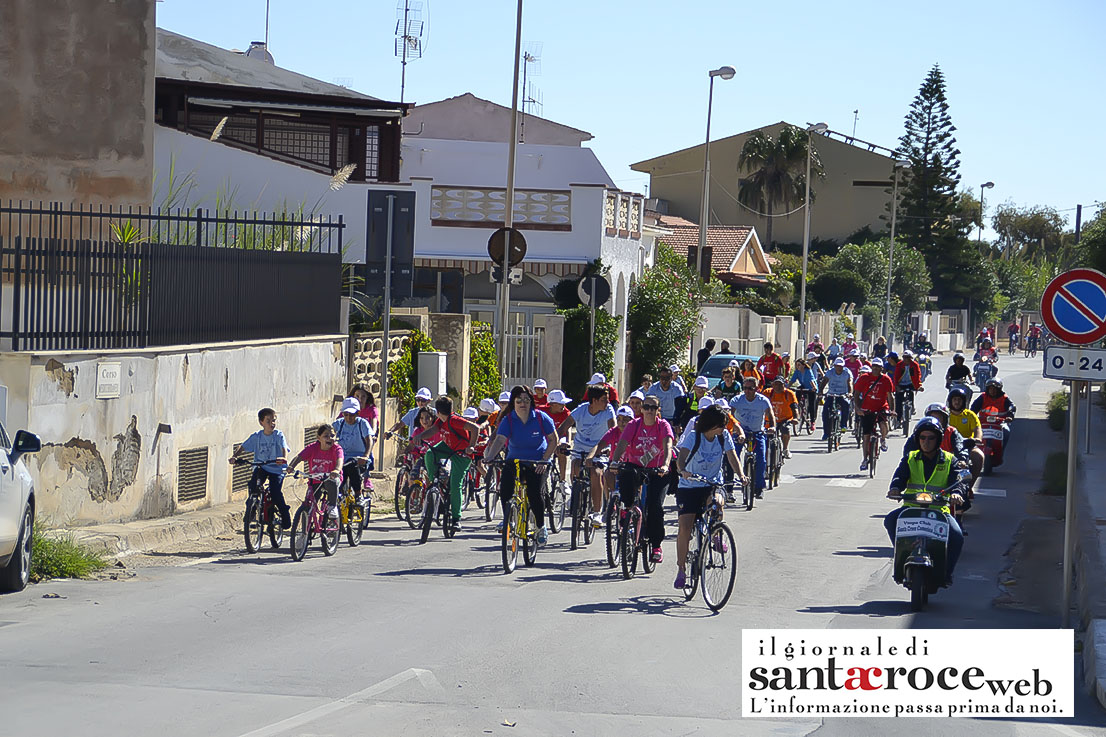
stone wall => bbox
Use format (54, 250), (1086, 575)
(0, 0), (155, 205)
(0, 336), (347, 526)
(428, 313), (471, 405)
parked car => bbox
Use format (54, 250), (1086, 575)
(0, 423), (41, 592)
(698, 353), (759, 389)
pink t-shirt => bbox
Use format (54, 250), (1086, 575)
(620, 418), (674, 468)
(359, 404), (379, 429)
(599, 425), (624, 451)
(299, 441), (344, 482)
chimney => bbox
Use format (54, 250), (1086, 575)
(245, 41), (274, 64)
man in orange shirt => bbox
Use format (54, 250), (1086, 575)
(766, 377), (799, 458)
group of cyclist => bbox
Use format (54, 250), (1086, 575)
(231, 326), (1026, 592)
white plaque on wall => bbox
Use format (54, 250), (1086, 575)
(96, 362), (122, 399)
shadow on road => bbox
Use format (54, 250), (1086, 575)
(798, 600), (907, 617)
(374, 565), (503, 579)
(564, 595), (715, 618)
(833, 546), (893, 558)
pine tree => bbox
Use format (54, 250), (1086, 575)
(896, 65), (983, 305)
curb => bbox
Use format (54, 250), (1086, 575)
(59, 504), (243, 558)
(1074, 389), (1106, 709)
(1085, 620), (1106, 708)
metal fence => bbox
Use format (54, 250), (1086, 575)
(0, 202), (344, 351)
(502, 324), (544, 389)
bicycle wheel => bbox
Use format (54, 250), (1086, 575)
(743, 477), (754, 511)
(441, 493), (456, 539)
(484, 471), (499, 522)
(320, 507), (340, 556)
(523, 509), (538, 567)
(620, 511), (640, 580)
(472, 469), (485, 509)
(244, 498), (263, 553)
(570, 482), (583, 551)
(549, 479), (566, 534)
(683, 529), (701, 600)
(461, 468), (475, 512)
(502, 499), (519, 574)
(267, 503), (284, 550)
(393, 470), (407, 521)
(641, 519), (656, 574)
(605, 499), (622, 568)
(346, 502), (364, 547)
(289, 506), (309, 561)
(766, 443), (777, 491)
(419, 486), (437, 544)
(868, 436), (878, 479)
(405, 482), (426, 529)
(582, 490), (596, 546)
(701, 523), (738, 611)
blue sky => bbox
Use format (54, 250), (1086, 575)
(158, 0), (1106, 237)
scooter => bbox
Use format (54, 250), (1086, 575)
(916, 353), (932, 383)
(892, 487), (957, 612)
(978, 407), (1010, 474)
(973, 358), (997, 390)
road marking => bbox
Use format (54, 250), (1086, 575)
(975, 488), (1007, 498)
(235, 668), (444, 737)
(178, 556), (224, 567)
(778, 474), (796, 484)
(826, 478), (868, 488)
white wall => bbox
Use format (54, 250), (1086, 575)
(154, 126), (406, 263)
(0, 336), (347, 526)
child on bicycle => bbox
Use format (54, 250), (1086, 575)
(333, 397), (375, 505)
(673, 405), (742, 589)
(231, 408), (292, 528)
(287, 424), (343, 518)
(425, 396), (481, 532)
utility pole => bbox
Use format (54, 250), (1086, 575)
(497, 0), (524, 381)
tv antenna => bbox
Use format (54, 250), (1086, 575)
(851, 109), (859, 139)
(519, 42), (542, 142)
(394, 0), (427, 103)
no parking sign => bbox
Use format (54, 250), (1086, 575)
(1041, 268), (1106, 345)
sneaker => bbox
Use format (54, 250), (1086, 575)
(713, 535), (729, 554)
(783, 450), (791, 459)
(880, 441), (888, 452)
(724, 492), (736, 504)
(673, 570), (687, 589)
(755, 490), (764, 499)
(859, 459), (869, 471)
(651, 547), (663, 564)
(327, 505), (339, 519)
(537, 526), (549, 544)
(496, 520), (505, 533)
(451, 518), (462, 533)
(589, 511), (605, 528)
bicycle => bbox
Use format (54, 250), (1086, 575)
(681, 474), (739, 611)
(419, 444), (457, 545)
(741, 436), (758, 509)
(823, 393), (847, 453)
(338, 458), (370, 548)
(794, 389), (814, 435)
(899, 389), (915, 437)
(461, 452), (486, 512)
(612, 464), (666, 580)
(860, 411), (884, 479)
(288, 470), (340, 562)
(234, 459), (285, 553)
(487, 459), (544, 573)
(1008, 334), (1019, 356)
(604, 468), (624, 567)
(765, 429), (783, 490)
(542, 460), (567, 535)
(388, 435), (417, 521)
(1024, 336), (1038, 359)
(483, 462), (501, 522)
(565, 450), (603, 551)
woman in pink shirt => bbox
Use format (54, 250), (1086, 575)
(611, 396), (676, 564)
(288, 424), (344, 518)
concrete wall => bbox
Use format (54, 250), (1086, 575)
(0, 0), (156, 205)
(0, 336), (347, 526)
(427, 313), (471, 405)
(540, 315), (565, 391)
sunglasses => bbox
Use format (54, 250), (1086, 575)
(642, 405), (660, 411)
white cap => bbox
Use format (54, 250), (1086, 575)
(669, 364), (680, 374)
(415, 387), (433, 401)
(341, 397), (361, 414)
(629, 390), (646, 401)
(870, 357), (884, 367)
(479, 398), (499, 413)
(806, 352), (817, 360)
(782, 352), (790, 357)
(813, 334), (820, 340)
(616, 406), (635, 418)
(498, 391), (511, 403)
(834, 357), (846, 366)
(714, 398), (730, 408)
(533, 378), (547, 389)
(693, 376), (710, 389)
(547, 389), (571, 405)
(847, 333), (855, 339)
(860, 366), (872, 373)
(462, 407), (479, 420)
(849, 349), (860, 356)
(587, 373), (606, 385)
(728, 359), (740, 367)
(903, 349), (914, 357)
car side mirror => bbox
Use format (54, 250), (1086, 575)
(10, 430), (41, 466)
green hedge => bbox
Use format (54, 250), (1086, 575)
(388, 329), (435, 412)
(468, 322), (501, 406)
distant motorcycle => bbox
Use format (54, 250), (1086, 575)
(973, 359), (997, 390)
(978, 406), (1011, 475)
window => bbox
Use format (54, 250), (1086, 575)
(365, 125), (380, 181)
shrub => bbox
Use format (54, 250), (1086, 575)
(1041, 451), (1072, 495)
(1046, 390), (1069, 431)
(387, 329), (436, 411)
(559, 305), (619, 398)
(31, 530), (107, 582)
(468, 322), (501, 405)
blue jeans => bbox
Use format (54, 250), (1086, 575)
(883, 507), (964, 579)
(743, 431), (767, 492)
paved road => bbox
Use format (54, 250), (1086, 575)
(1, 354), (1103, 736)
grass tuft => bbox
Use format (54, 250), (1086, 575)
(31, 529), (108, 582)
(1040, 451), (1073, 496)
(1046, 390), (1069, 431)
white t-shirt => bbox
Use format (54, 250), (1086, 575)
(569, 403), (616, 451)
(677, 429), (736, 488)
(729, 393), (773, 433)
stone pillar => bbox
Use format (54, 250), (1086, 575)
(427, 313), (471, 405)
(541, 315), (564, 391)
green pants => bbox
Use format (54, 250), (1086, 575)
(424, 442), (472, 521)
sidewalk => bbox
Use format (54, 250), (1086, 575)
(57, 470), (399, 558)
(1073, 385), (1106, 707)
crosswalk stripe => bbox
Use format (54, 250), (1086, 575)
(826, 478), (869, 488)
(975, 488), (1007, 497)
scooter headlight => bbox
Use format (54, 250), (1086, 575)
(914, 492), (933, 504)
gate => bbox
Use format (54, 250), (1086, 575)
(502, 325), (544, 389)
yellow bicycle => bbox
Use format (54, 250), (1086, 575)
(489, 459), (541, 573)
(337, 468), (368, 547)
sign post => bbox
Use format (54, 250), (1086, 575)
(577, 275), (611, 377)
(1040, 268), (1106, 628)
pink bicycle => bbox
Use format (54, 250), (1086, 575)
(289, 470), (341, 561)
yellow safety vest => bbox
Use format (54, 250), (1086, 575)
(904, 449), (954, 514)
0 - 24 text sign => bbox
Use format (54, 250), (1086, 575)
(1043, 345), (1106, 382)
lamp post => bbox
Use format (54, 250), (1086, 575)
(977, 181), (994, 247)
(798, 122), (827, 356)
(696, 65), (735, 279)
(497, 0), (525, 378)
(884, 159), (910, 339)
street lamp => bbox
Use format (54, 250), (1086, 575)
(798, 122), (828, 356)
(884, 159), (911, 339)
(696, 65), (736, 280)
(977, 181), (994, 247)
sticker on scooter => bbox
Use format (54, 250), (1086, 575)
(895, 516), (949, 541)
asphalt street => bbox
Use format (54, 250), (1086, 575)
(1, 353), (1103, 737)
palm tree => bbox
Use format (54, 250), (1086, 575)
(737, 126), (825, 249)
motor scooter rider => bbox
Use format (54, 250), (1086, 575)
(902, 403), (970, 466)
(885, 418), (968, 585)
(971, 378), (1016, 448)
(913, 333), (935, 355)
(974, 338), (999, 363)
(946, 386), (984, 487)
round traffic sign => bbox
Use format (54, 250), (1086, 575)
(576, 274), (611, 308)
(1041, 268), (1106, 345)
(487, 227), (527, 267)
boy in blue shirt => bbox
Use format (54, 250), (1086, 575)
(233, 408), (292, 528)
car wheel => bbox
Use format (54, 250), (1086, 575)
(1, 503), (33, 592)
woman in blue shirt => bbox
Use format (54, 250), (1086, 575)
(789, 357), (820, 431)
(482, 385), (560, 544)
